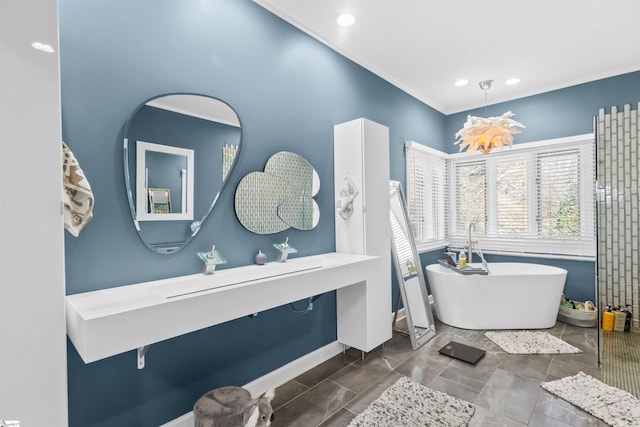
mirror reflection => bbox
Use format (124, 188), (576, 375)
(389, 180), (436, 350)
(234, 151), (320, 234)
(136, 141), (194, 220)
(124, 93), (241, 254)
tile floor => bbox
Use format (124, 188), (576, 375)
(601, 329), (640, 398)
(270, 320), (607, 426)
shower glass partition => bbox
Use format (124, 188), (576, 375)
(596, 103), (640, 397)
(596, 103), (639, 333)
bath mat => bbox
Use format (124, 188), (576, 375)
(348, 376), (475, 426)
(485, 331), (582, 354)
(541, 371), (640, 426)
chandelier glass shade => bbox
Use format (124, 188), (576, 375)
(454, 111), (525, 155)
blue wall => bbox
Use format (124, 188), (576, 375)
(446, 71), (640, 149)
(59, 1), (442, 426)
(59, 0), (640, 425)
(440, 71), (639, 304)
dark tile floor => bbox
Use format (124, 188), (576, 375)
(270, 319), (607, 426)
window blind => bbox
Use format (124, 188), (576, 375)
(449, 136), (595, 257)
(405, 141), (447, 250)
(405, 135), (595, 259)
(495, 156), (528, 236)
(453, 160), (486, 235)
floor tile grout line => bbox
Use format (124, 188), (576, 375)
(274, 323), (613, 426)
(317, 371), (400, 427)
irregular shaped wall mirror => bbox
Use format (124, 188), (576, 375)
(389, 180), (436, 350)
(234, 151), (319, 234)
(124, 93), (241, 254)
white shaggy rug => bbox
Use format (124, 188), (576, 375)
(485, 330), (582, 354)
(541, 371), (640, 426)
(348, 376), (475, 427)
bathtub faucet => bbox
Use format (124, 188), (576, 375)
(474, 245), (490, 274)
(467, 223), (489, 273)
(468, 223), (476, 263)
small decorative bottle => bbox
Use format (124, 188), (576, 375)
(459, 252), (467, 269)
(405, 260), (417, 275)
(255, 250), (267, 265)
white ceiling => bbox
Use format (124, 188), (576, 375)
(254, 0), (640, 114)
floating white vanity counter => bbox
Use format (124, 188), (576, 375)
(66, 252), (381, 363)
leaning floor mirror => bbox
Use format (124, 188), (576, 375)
(389, 180), (436, 350)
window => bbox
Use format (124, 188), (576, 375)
(405, 141), (447, 251)
(496, 158), (528, 235)
(406, 134), (595, 259)
(454, 161), (486, 235)
(538, 150), (581, 238)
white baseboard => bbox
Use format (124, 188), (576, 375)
(160, 341), (344, 427)
(242, 340), (344, 397)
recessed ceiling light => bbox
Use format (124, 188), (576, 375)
(505, 78), (521, 85)
(454, 79), (469, 87)
(31, 41), (55, 53)
(337, 13), (355, 27)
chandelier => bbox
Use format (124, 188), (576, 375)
(454, 80), (525, 155)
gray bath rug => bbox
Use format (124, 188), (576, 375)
(348, 376), (475, 426)
(541, 371), (640, 426)
(485, 330), (582, 354)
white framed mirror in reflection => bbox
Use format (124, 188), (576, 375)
(389, 180), (436, 350)
(123, 93), (241, 254)
(136, 141), (194, 221)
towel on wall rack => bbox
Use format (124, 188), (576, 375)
(62, 142), (94, 236)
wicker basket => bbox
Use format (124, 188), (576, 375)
(557, 300), (597, 327)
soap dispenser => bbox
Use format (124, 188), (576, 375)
(613, 306), (626, 332)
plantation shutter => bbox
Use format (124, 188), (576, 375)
(449, 136), (595, 257)
(495, 156), (528, 236)
(453, 160), (486, 236)
(406, 135), (594, 258)
(405, 141), (447, 250)
(536, 144), (595, 256)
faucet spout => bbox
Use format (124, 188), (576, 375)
(468, 223), (476, 263)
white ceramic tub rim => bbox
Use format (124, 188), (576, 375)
(426, 262), (567, 330)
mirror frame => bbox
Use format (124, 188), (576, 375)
(135, 141), (194, 221)
(123, 92), (242, 254)
(389, 180), (436, 350)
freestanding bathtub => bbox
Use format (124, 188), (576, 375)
(425, 262), (567, 330)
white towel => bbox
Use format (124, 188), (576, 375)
(62, 142), (94, 236)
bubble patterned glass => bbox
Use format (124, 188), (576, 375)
(235, 152), (320, 234)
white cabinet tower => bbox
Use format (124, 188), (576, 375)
(334, 118), (391, 352)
